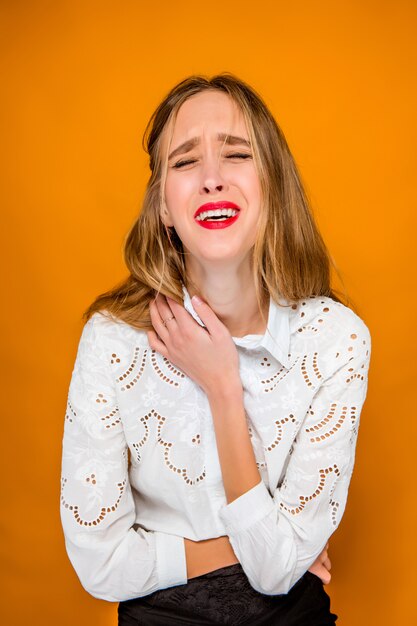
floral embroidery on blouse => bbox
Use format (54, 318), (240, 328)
(60, 288), (371, 601)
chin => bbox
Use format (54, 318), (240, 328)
(193, 247), (250, 265)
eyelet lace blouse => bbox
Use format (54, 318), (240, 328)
(60, 286), (371, 602)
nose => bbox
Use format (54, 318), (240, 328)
(200, 156), (229, 195)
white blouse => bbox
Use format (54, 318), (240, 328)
(60, 286), (371, 602)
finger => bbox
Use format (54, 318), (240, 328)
(189, 295), (227, 336)
(147, 330), (169, 359)
(154, 294), (178, 330)
(308, 563), (331, 585)
(166, 296), (207, 334)
(323, 556), (332, 570)
(149, 299), (172, 342)
(317, 565), (331, 585)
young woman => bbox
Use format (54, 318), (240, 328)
(60, 73), (371, 625)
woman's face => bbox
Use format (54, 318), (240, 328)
(161, 90), (261, 266)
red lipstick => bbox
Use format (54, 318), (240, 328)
(194, 201), (241, 230)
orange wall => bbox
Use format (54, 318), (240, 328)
(1, 1), (416, 624)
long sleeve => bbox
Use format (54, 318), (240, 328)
(218, 316), (371, 596)
(60, 314), (187, 602)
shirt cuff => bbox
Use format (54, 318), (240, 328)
(154, 531), (188, 590)
(218, 479), (276, 535)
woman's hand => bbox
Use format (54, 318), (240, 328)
(147, 294), (240, 395)
(308, 543), (332, 584)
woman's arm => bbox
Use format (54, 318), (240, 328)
(214, 327), (371, 594)
(183, 369), (332, 584)
(148, 295), (345, 592)
(60, 314), (188, 601)
(205, 381), (261, 503)
(204, 383), (334, 586)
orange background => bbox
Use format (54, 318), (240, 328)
(1, 1), (416, 624)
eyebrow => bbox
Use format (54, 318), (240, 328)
(168, 133), (251, 161)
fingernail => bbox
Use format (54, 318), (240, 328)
(192, 295), (203, 305)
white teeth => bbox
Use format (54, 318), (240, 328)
(195, 208), (239, 221)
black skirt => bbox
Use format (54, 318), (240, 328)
(118, 563), (338, 625)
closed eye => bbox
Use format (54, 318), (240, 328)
(172, 153), (252, 169)
(227, 153), (252, 161)
(172, 159), (197, 169)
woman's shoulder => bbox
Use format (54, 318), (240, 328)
(289, 295), (371, 356)
(80, 310), (149, 350)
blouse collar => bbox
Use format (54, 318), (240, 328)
(181, 284), (291, 369)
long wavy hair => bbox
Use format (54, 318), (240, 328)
(83, 72), (345, 330)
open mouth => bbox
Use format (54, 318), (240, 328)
(193, 202), (241, 230)
(195, 208), (239, 222)
(194, 209), (240, 230)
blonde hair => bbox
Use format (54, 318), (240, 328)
(83, 72), (344, 329)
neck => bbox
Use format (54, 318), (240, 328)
(185, 258), (269, 338)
